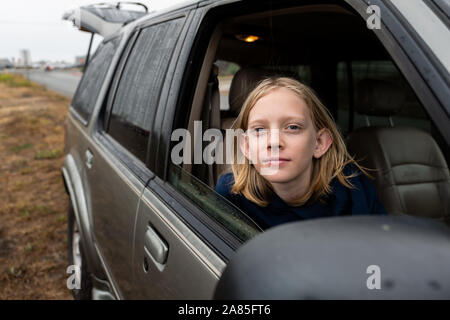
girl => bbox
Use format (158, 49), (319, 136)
(215, 77), (387, 230)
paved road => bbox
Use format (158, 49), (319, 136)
(13, 69), (233, 108)
(16, 69), (81, 99)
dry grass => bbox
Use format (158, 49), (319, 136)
(0, 73), (72, 299)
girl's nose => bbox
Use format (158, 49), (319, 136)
(267, 129), (283, 150)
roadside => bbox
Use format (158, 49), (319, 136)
(0, 73), (72, 299)
(10, 68), (81, 99)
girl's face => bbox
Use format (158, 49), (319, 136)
(241, 87), (332, 185)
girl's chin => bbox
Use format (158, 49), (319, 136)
(258, 169), (294, 182)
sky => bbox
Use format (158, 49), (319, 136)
(0, 0), (185, 63)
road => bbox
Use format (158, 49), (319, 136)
(16, 69), (81, 99)
(14, 69), (234, 109)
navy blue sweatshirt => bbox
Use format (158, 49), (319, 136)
(215, 164), (387, 230)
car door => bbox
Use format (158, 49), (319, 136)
(85, 31), (155, 299)
(99, 10), (227, 298)
(128, 8), (225, 299)
(130, 2), (264, 299)
(134, 0), (449, 299)
(207, 0), (449, 299)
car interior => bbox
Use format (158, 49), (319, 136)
(175, 3), (450, 227)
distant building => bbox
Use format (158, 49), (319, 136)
(0, 58), (13, 68)
(20, 49), (32, 67)
(75, 56), (85, 66)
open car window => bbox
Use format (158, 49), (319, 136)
(165, 1), (450, 246)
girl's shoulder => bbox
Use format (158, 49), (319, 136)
(215, 172), (235, 197)
(331, 162), (373, 198)
(342, 163), (374, 191)
(337, 162), (388, 215)
(342, 162), (361, 177)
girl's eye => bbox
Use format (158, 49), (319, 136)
(286, 124), (301, 131)
(248, 127), (267, 136)
(254, 128), (267, 135)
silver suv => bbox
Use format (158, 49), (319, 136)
(62, 0), (450, 299)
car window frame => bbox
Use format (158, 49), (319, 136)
(88, 29), (152, 184)
(102, 30), (139, 134)
(129, 6), (247, 263)
(149, 0), (450, 260)
(70, 36), (121, 126)
(145, 4), (259, 260)
(150, 1), (339, 257)
(151, 1), (349, 259)
(92, 12), (190, 183)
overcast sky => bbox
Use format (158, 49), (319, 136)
(0, 0), (184, 63)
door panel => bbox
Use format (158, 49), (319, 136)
(132, 183), (225, 299)
(88, 137), (150, 299)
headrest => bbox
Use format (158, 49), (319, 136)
(228, 68), (289, 115)
(355, 79), (406, 117)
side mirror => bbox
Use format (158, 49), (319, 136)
(214, 216), (450, 299)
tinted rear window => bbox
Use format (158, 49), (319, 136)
(72, 37), (119, 122)
(107, 19), (184, 162)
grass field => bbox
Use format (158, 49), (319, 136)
(0, 73), (72, 299)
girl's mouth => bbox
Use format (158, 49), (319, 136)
(262, 158), (290, 166)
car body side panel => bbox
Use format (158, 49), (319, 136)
(86, 133), (151, 299)
(62, 112), (105, 279)
(61, 0), (450, 300)
(132, 184), (226, 299)
(63, 29), (154, 298)
(130, 3), (231, 299)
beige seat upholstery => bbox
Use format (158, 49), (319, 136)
(347, 79), (450, 223)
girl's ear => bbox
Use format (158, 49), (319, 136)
(313, 128), (333, 159)
(239, 132), (250, 160)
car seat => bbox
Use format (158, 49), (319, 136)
(346, 79), (450, 224)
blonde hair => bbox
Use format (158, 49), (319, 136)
(230, 77), (370, 207)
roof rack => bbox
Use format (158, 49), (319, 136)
(62, 2), (149, 37)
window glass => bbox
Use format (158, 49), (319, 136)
(107, 19), (184, 162)
(72, 37), (119, 122)
(168, 163), (261, 242)
(337, 60), (431, 135)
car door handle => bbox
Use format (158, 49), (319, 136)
(144, 225), (168, 267)
(85, 149), (94, 169)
